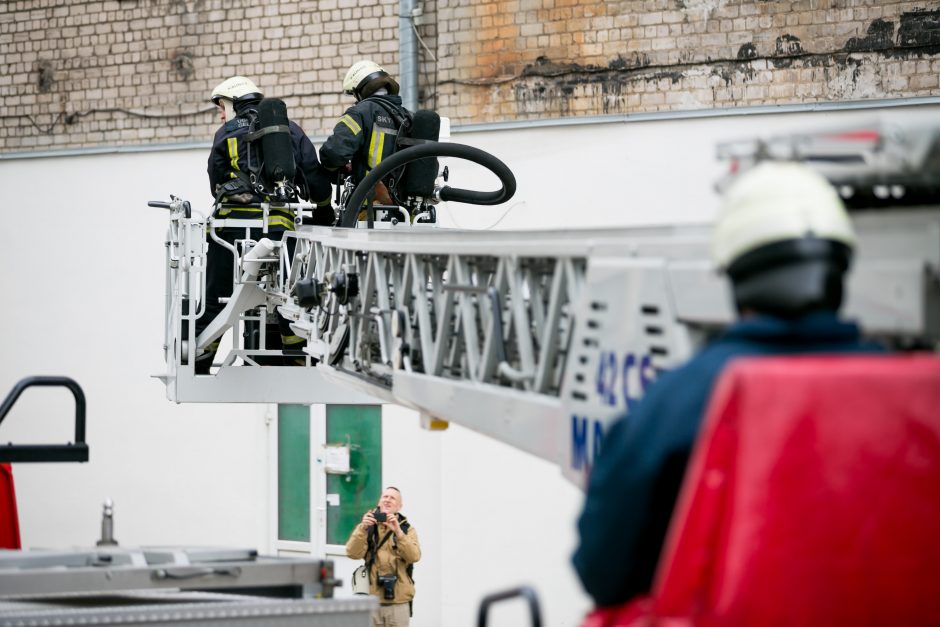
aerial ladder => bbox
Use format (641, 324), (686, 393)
(155, 117), (940, 487)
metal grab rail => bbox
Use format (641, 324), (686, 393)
(476, 585), (543, 627)
(0, 376), (89, 463)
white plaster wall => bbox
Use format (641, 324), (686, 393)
(1, 102), (935, 626)
(437, 425), (589, 627)
(0, 150), (272, 552)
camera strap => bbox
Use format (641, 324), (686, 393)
(365, 527), (394, 579)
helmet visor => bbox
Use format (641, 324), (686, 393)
(348, 71), (385, 96)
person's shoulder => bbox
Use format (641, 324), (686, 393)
(345, 100), (370, 113)
(228, 116), (253, 132)
(212, 122), (245, 143)
(354, 100), (383, 115)
(644, 348), (722, 396)
(625, 343), (738, 426)
(374, 94), (403, 106)
(288, 119), (311, 137)
(332, 103), (366, 125)
(363, 95), (406, 112)
(349, 522), (368, 538)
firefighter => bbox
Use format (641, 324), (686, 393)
(318, 60), (413, 217)
(572, 162), (882, 608)
(207, 76), (334, 224)
(196, 76), (332, 374)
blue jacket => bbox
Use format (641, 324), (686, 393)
(208, 114), (332, 210)
(572, 312), (881, 607)
(318, 94), (410, 186)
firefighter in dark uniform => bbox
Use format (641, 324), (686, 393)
(196, 76), (333, 374)
(318, 60), (412, 218)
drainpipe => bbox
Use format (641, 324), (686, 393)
(399, 0), (418, 111)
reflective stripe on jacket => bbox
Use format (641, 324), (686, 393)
(214, 204), (297, 231)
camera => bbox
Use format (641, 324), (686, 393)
(377, 574), (398, 600)
(373, 509), (387, 523)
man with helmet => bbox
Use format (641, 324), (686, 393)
(207, 76), (333, 222)
(572, 162), (881, 608)
(317, 60), (413, 218)
(198, 76), (333, 374)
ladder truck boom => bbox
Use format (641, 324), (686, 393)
(156, 125), (940, 487)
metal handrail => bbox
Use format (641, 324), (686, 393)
(0, 376), (89, 463)
(476, 585), (543, 627)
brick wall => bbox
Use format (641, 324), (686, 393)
(2, 0), (938, 153)
(437, 0), (940, 122)
(0, 0), (406, 152)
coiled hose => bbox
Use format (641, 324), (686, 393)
(339, 142), (517, 228)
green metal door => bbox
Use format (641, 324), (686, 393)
(325, 404), (382, 545)
(278, 404), (310, 542)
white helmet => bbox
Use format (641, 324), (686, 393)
(342, 60), (399, 100)
(712, 161), (856, 269)
(210, 76), (264, 123)
(210, 76), (263, 105)
(711, 161), (857, 316)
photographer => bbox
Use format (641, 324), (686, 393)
(346, 486), (421, 626)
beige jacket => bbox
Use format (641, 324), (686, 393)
(346, 514), (421, 605)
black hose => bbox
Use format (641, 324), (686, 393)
(339, 142), (516, 228)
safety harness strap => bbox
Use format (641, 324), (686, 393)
(246, 124), (291, 142)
